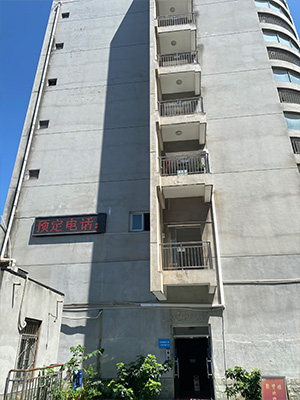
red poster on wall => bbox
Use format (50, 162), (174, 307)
(262, 377), (288, 400)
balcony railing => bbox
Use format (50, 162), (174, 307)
(258, 13), (296, 36)
(157, 13), (195, 27)
(267, 48), (300, 67)
(159, 97), (203, 116)
(278, 88), (300, 104)
(160, 152), (209, 176)
(162, 241), (212, 270)
(158, 51), (198, 67)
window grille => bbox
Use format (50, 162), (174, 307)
(268, 48), (300, 67)
(278, 89), (300, 105)
(258, 13), (296, 37)
(16, 319), (41, 377)
(291, 137), (300, 154)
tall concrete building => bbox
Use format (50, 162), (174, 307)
(1, 0), (300, 398)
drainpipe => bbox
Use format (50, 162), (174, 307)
(211, 192), (225, 308)
(0, 2), (62, 260)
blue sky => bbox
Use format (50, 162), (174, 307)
(0, 0), (300, 216)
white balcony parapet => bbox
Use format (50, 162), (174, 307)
(158, 51), (198, 67)
(159, 97), (203, 117)
(159, 152), (210, 176)
(157, 13), (195, 27)
(162, 241), (213, 270)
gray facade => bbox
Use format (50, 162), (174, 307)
(1, 0), (300, 399)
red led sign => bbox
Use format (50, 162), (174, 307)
(33, 214), (107, 236)
(262, 377), (287, 400)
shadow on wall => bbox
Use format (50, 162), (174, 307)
(84, 0), (151, 358)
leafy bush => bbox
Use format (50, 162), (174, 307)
(225, 366), (262, 400)
(54, 345), (104, 400)
(108, 354), (173, 400)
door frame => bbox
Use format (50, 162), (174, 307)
(173, 325), (215, 400)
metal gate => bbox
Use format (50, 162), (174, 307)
(4, 364), (63, 400)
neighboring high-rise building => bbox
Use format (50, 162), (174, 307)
(1, 0), (300, 398)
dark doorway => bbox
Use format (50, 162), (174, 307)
(174, 337), (214, 400)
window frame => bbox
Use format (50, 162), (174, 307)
(263, 30), (299, 52)
(129, 212), (150, 232)
(16, 319), (41, 377)
(273, 68), (300, 85)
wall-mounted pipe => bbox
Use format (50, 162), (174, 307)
(0, 2), (62, 260)
(211, 192), (225, 308)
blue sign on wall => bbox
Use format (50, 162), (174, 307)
(158, 339), (171, 349)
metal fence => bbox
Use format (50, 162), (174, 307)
(159, 97), (203, 116)
(162, 241), (212, 270)
(157, 13), (194, 27)
(160, 152), (209, 176)
(158, 51), (198, 67)
(258, 13), (296, 36)
(267, 48), (300, 67)
(278, 88), (300, 104)
(4, 365), (63, 400)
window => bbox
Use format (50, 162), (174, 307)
(29, 169), (40, 179)
(255, 0), (290, 20)
(273, 68), (300, 85)
(130, 212), (150, 232)
(16, 319), (41, 376)
(55, 42), (64, 50)
(62, 12), (70, 18)
(263, 30), (299, 52)
(39, 120), (49, 129)
(297, 164), (300, 173)
(48, 78), (57, 86)
(284, 113), (300, 130)
(291, 137), (300, 154)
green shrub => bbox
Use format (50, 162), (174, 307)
(108, 354), (173, 400)
(225, 366), (262, 400)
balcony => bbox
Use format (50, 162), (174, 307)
(162, 241), (212, 270)
(159, 97), (203, 117)
(157, 29), (196, 55)
(158, 51), (198, 67)
(159, 151), (209, 176)
(157, 12), (195, 27)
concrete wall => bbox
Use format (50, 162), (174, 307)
(0, 268), (64, 396)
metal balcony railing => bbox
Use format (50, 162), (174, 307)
(159, 97), (203, 116)
(157, 12), (195, 27)
(4, 365), (63, 400)
(267, 48), (300, 67)
(258, 13), (296, 36)
(278, 88), (300, 104)
(160, 152), (209, 176)
(158, 51), (198, 67)
(162, 241), (212, 270)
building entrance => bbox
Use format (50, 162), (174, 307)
(174, 337), (214, 400)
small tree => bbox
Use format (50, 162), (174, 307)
(225, 366), (262, 400)
(108, 354), (173, 400)
(55, 345), (104, 400)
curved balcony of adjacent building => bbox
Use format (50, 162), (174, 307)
(263, 29), (300, 54)
(255, 0), (293, 23)
(278, 88), (300, 105)
(267, 47), (300, 68)
(258, 12), (298, 38)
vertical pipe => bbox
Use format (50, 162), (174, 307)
(211, 192), (225, 306)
